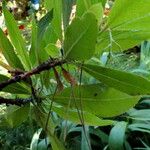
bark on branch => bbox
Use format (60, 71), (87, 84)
(0, 58), (66, 91)
(0, 96), (32, 106)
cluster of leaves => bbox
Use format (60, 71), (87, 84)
(0, 0), (150, 149)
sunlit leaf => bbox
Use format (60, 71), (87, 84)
(96, 0), (150, 53)
(0, 29), (24, 70)
(52, 105), (115, 126)
(82, 64), (150, 95)
(64, 12), (98, 60)
(53, 84), (139, 117)
(44, 0), (62, 42)
(3, 7), (30, 70)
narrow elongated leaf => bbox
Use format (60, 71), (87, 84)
(3, 8), (30, 70)
(90, 128), (108, 143)
(29, 18), (38, 66)
(128, 123), (150, 133)
(82, 64), (150, 95)
(30, 10), (53, 65)
(96, 0), (150, 52)
(37, 10), (53, 39)
(29, 12), (54, 91)
(37, 10), (53, 62)
(109, 121), (127, 150)
(81, 126), (91, 150)
(44, 0), (62, 42)
(0, 60), (12, 70)
(0, 28), (24, 70)
(0, 74), (30, 94)
(64, 12), (98, 60)
(62, 0), (75, 31)
(52, 105), (114, 126)
(128, 109), (150, 121)
(53, 84), (139, 117)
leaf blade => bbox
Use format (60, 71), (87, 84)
(0, 28), (24, 70)
(64, 12), (98, 60)
(53, 84), (139, 117)
(109, 121), (127, 150)
(82, 64), (150, 95)
(3, 7), (30, 70)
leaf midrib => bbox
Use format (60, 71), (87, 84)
(83, 66), (147, 94)
(55, 96), (138, 102)
(65, 20), (91, 57)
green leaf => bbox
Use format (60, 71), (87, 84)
(3, 7), (30, 70)
(0, 74), (30, 94)
(76, 0), (91, 17)
(109, 121), (127, 150)
(53, 84), (139, 117)
(52, 105), (115, 126)
(29, 12), (54, 90)
(76, 0), (105, 17)
(82, 64), (150, 95)
(128, 109), (150, 121)
(45, 43), (60, 58)
(81, 126), (91, 150)
(128, 123), (150, 133)
(96, 0), (150, 52)
(88, 3), (103, 24)
(99, 0), (107, 7)
(96, 30), (150, 53)
(0, 28), (24, 70)
(42, 24), (58, 44)
(90, 128), (109, 143)
(5, 104), (30, 128)
(29, 17), (38, 67)
(107, 0), (150, 28)
(37, 10), (53, 62)
(33, 107), (65, 150)
(62, 0), (75, 31)
(30, 129), (43, 150)
(37, 10), (53, 40)
(44, 0), (62, 42)
(64, 12), (98, 60)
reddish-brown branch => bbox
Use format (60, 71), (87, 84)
(0, 58), (66, 91)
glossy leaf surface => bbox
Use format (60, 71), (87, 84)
(0, 29), (24, 70)
(3, 8), (30, 70)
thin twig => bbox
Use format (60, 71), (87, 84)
(79, 63), (92, 150)
(44, 85), (58, 148)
